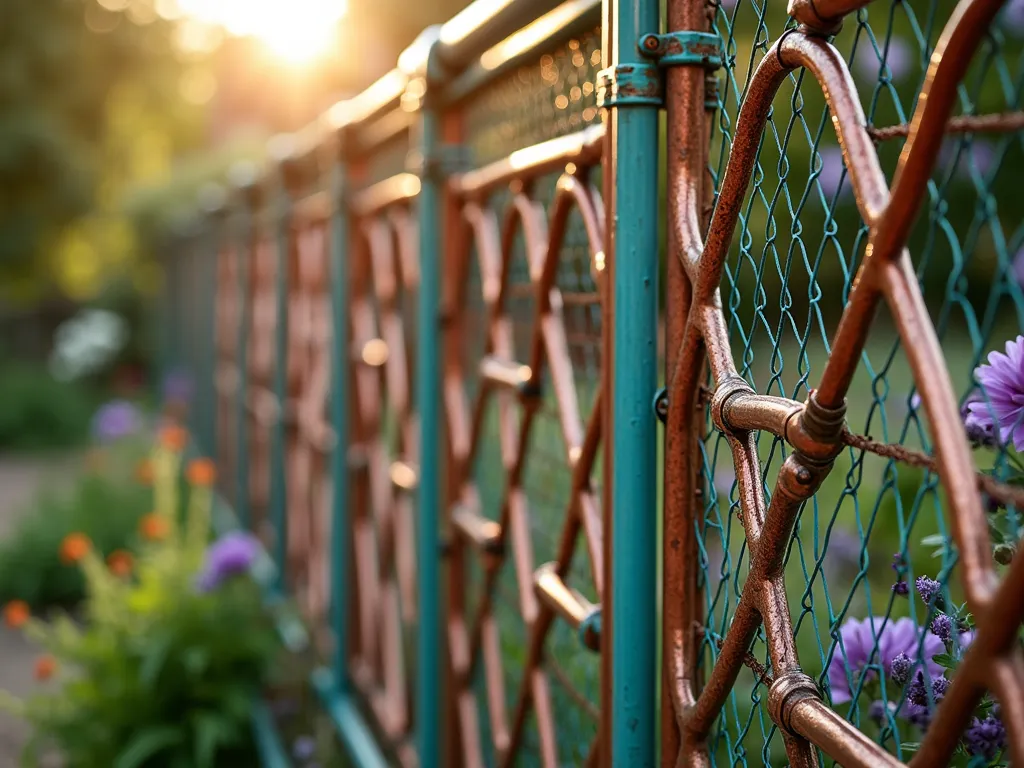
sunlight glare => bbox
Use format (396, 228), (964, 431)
(175, 0), (347, 65)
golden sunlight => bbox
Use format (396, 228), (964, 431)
(171, 0), (347, 65)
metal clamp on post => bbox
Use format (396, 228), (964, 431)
(596, 63), (663, 108)
(407, 144), (472, 182)
(638, 32), (724, 69)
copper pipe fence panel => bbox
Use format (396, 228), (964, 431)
(662, 0), (1024, 766)
(158, 0), (1024, 765)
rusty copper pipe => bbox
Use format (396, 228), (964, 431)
(451, 124), (604, 197)
(785, 696), (904, 768)
(533, 564), (600, 650)
(786, 0), (874, 33)
(350, 172), (422, 217)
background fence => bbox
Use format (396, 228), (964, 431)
(163, 0), (1024, 765)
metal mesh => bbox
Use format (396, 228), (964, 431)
(463, 28), (603, 165)
(699, 1), (1024, 763)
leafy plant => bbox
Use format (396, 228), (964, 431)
(0, 357), (98, 451)
(0, 449), (151, 610)
(3, 427), (279, 768)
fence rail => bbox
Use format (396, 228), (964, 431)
(164, 0), (1024, 765)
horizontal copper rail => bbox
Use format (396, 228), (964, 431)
(533, 563), (601, 651)
(290, 190), (332, 226)
(389, 460), (419, 492)
(451, 504), (504, 555)
(478, 356), (536, 392)
(450, 124), (604, 198)
(350, 174), (422, 218)
(786, 0), (875, 33)
(435, 0), (566, 69)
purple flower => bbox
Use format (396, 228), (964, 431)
(890, 652), (913, 685)
(868, 699), (896, 724)
(892, 580), (909, 596)
(891, 552), (906, 572)
(1012, 246), (1024, 287)
(197, 531), (259, 592)
(931, 613), (954, 644)
(963, 715), (1007, 759)
(909, 392), (922, 411)
(961, 392), (998, 447)
(292, 735), (317, 762)
(966, 336), (1024, 451)
(915, 576), (942, 604)
(823, 528), (861, 579)
(712, 467), (735, 497)
(1004, 0), (1024, 35)
(854, 38), (913, 82)
(827, 616), (943, 704)
(814, 146), (850, 201)
(90, 400), (142, 443)
(162, 369), (193, 404)
(956, 140), (996, 181)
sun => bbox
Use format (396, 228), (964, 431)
(173, 0), (347, 65)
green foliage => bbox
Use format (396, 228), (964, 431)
(7, 440), (279, 768)
(0, 357), (97, 451)
(0, 454), (150, 610)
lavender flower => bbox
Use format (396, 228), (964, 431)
(892, 581), (909, 596)
(931, 677), (950, 701)
(713, 466), (735, 498)
(890, 652), (913, 685)
(292, 735), (317, 762)
(965, 336), (1024, 451)
(197, 531), (259, 592)
(814, 146), (850, 201)
(931, 613), (954, 644)
(964, 715), (1007, 759)
(868, 699), (897, 725)
(854, 38), (913, 82)
(90, 400), (142, 443)
(827, 616), (943, 704)
(915, 576), (942, 604)
(1012, 246), (1024, 288)
(891, 552), (906, 572)
(162, 369), (193, 404)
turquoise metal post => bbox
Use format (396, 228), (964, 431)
(269, 172), (291, 595)
(604, 0), (660, 762)
(413, 67), (442, 768)
(328, 140), (352, 683)
(234, 192), (253, 527)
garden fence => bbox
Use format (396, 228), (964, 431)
(163, 0), (1024, 764)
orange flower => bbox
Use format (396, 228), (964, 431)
(140, 513), (170, 542)
(186, 458), (216, 486)
(3, 600), (29, 628)
(34, 655), (57, 681)
(159, 424), (188, 452)
(107, 550), (134, 577)
(135, 459), (154, 485)
(60, 533), (91, 565)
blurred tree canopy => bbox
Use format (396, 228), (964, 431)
(0, 0), (202, 303)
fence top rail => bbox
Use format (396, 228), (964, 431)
(207, 0), (597, 212)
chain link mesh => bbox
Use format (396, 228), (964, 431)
(700, 1), (1024, 763)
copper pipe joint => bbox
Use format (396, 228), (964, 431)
(451, 505), (504, 558)
(767, 671), (820, 736)
(533, 563), (601, 652)
(787, 390), (848, 464)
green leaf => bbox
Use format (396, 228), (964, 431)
(114, 726), (183, 768)
(900, 742), (921, 752)
(193, 712), (231, 768)
(932, 653), (957, 669)
(920, 534), (946, 547)
(139, 633), (174, 688)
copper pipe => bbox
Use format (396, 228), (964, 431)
(719, 392), (802, 438)
(350, 173), (421, 217)
(451, 124), (604, 197)
(786, 0), (874, 34)
(451, 504), (503, 554)
(479, 355), (535, 390)
(785, 695), (904, 768)
(533, 563), (600, 650)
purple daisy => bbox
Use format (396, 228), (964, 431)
(197, 531), (260, 592)
(828, 616), (943, 704)
(965, 336), (1024, 451)
(90, 400), (142, 443)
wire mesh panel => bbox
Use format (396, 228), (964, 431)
(442, 25), (607, 765)
(662, 0), (1024, 765)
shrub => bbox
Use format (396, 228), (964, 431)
(0, 451), (152, 611)
(3, 430), (279, 767)
(0, 358), (98, 451)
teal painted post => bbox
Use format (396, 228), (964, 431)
(270, 177), (291, 595)
(234, 199), (252, 528)
(328, 145), (352, 683)
(414, 107), (442, 768)
(606, 0), (660, 763)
